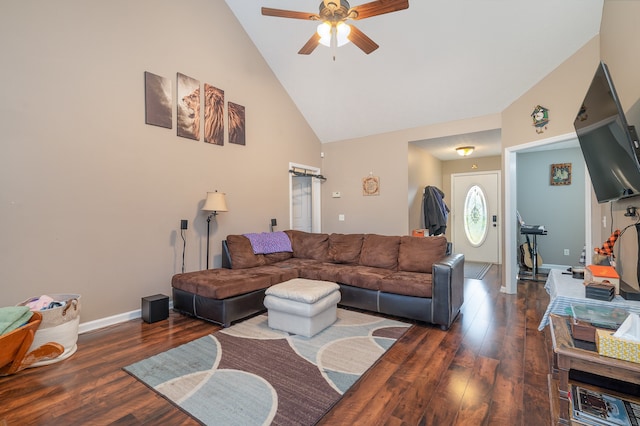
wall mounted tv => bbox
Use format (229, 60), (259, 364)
(574, 61), (640, 203)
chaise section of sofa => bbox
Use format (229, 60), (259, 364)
(171, 230), (464, 330)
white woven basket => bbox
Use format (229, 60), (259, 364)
(19, 294), (81, 367)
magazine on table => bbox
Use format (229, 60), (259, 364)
(571, 385), (640, 426)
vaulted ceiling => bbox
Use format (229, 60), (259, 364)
(224, 1), (603, 159)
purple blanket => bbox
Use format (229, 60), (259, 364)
(243, 231), (293, 254)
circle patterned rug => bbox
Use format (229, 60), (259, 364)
(124, 308), (411, 425)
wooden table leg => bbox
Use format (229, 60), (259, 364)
(557, 357), (571, 424)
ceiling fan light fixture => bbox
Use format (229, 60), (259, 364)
(456, 146), (475, 156)
(317, 21), (351, 47)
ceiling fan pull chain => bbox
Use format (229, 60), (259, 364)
(331, 25), (338, 61)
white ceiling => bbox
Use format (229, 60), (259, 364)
(224, 1), (603, 159)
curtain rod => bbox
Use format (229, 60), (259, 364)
(289, 167), (327, 181)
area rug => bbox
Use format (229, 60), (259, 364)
(124, 309), (410, 426)
(464, 261), (492, 279)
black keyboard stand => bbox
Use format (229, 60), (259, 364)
(519, 227), (548, 282)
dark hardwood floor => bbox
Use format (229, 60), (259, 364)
(0, 266), (553, 425)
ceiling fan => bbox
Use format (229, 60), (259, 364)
(261, 0), (409, 57)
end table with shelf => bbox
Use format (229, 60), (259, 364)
(548, 313), (640, 424)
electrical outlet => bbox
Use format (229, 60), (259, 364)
(338, 214), (345, 221)
(181, 219), (188, 230)
(563, 249), (570, 256)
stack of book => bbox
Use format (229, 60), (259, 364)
(571, 384), (640, 425)
(586, 282), (616, 301)
(585, 265), (620, 295)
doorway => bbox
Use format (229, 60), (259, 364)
(451, 171), (501, 263)
(503, 132), (592, 294)
(289, 162), (322, 232)
(292, 176), (312, 232)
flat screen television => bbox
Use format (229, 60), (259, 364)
(574, 61), (640, 203)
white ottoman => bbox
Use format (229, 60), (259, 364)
(264, 278), (341, 337)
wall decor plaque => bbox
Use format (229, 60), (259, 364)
(362, 176), (380, 196)
(550, 163), (571, 186)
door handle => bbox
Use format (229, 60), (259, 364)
(492, 215), (497, 227)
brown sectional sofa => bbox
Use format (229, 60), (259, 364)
(172, 230), (465, 330)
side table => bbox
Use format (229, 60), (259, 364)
(548, 314), (640, 424)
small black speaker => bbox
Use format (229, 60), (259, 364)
(141, 294), (169, 323)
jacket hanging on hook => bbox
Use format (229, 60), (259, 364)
(423, 186), (449, 236)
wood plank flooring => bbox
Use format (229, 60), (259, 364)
(0, 266), (553, 425)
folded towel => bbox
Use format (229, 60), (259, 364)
(0, 306), (33, 336)
(243, 231), (293, 254)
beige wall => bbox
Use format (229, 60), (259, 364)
(321, 135), (410, 235)
(321, 115), (501, 236)
(0, 1), (321, 322)
(501, 37), (601, 149)
(408, 145), (442, 232)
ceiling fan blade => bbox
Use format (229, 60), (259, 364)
(298, 33), (322, 55)
(261, 7), (319, 20)
(347, 25), (379, 54)
(350, 0), (409, 20)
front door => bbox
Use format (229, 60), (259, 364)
(451, 171), (501, 263)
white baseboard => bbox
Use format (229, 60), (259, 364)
(78, 301), (174, 334)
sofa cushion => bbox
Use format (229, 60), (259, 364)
(286, 230), (329, 261)
(398, 236), (448, 273)
(264, 251), (294, 264)
(226, 235), (266, 269)
(359, 234), (400, 270)
(171, 266), (298, 299)
(328, 233), (364, 264)
(380, 271), (433, 298)
(333, 265), (392, 291)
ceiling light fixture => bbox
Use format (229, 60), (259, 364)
(456, 146), (475, 157)
(317, 21), (351, 48)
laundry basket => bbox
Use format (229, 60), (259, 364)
(19, 294), (81, 367)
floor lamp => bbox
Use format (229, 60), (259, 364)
(202, 191), (228, 269)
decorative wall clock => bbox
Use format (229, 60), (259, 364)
(531, 105), (550, 134)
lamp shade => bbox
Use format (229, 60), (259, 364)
(202, 191), (228, 212)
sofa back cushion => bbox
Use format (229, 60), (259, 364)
(226, 235), (266, 269)
(264, 251), (293, 264)
(359, 234), (401, 270)
(285, 230), (329, 261)
(328, 233), (364, 264)
(398, 235), (448, 273)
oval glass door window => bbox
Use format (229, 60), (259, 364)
(464, 185), (488, 247)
